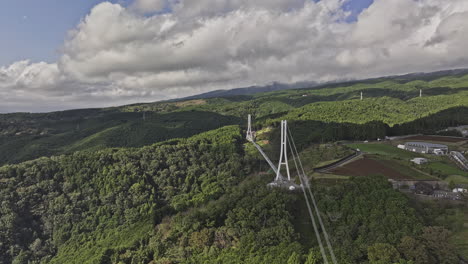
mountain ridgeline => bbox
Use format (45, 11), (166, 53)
(1, 69), (468, 263)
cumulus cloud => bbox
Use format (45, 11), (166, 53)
(132, 0), (168, 13)
(2, 0), (468, 112)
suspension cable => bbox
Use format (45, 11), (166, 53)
(287, 127), (338, 264)
(287, 139), (329, 264)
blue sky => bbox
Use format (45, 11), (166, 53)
(0, 0), (373, 66)
(343, 0), (373, 22)
(0, 0), (109, 65)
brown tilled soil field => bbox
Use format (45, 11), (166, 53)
(331, 157), (410, 180)
(404, 135), (467, 143)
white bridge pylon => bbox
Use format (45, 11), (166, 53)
(246, 115), (297, 189)
(246, 114), (253, 141)
(276, 120), (291, 181)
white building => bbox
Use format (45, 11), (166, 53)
(453, 188), (467, 193)
(411, 158), (428, 165)
(404, 142), (448, 155)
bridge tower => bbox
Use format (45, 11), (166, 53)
(276, 120), (291, 181)
(360, 91), (363, 100)
(246, 114), (253, 141)
(420, 89), (422, 98)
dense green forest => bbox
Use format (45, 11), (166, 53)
(0, 126), (250, 263)
(266, 92), (468, 126)
(0, 111), (240, 166)
(1, 143), (461, 264)
(1, 71), (468, 263)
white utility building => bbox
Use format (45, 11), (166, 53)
(411, 158), (428, 165)
(404, 142), (448, 155)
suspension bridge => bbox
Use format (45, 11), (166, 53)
(246, 114), (338, 264)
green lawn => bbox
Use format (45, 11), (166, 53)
(348, 143), (421, 159)
(311, 172), (350, 180)
(426, 161), (468, 177)
(417, 159), (468, 184)
(314, 158), (342, 168)
(445, 175), (468, 185)
(300, 144), (354, 170)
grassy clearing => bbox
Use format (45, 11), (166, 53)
(348, 143), (420, 159)
(445, 175), (468, 185)
(299, 144), (354, 171)
(426, 161), (468, 177)
(311, 172), (350, 180)
(314, 158), (342, 168)
(416, 158), (468, 184)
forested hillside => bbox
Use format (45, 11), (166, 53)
(1, 70), (468, 263)
(267, 92), (468, 126)
(0, 110), (240, 166)
(0, 126), (249, 263)
(1, 150), (460, 263)
(3, 72), (468, 167)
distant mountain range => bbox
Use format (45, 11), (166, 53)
(178, 81), (318, 100)
(176, 68), (468, 100)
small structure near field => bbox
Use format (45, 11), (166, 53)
(411, 158), (428, 165)
(404, 142), (448, 155)
(433, 190), (463, 200)
(453, 188), (468, 193)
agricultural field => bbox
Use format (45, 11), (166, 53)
(330, 155), (435, 180)
(346, 142), (468, 183)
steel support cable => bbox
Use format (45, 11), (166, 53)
(252, 141), (279, 175)
(287, 128), (338, 264)
(287, 138), (329, 264)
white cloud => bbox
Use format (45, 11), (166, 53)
(0, 60), (62, 90)
(2, 0), (468, 112)
(132, 0), (168, 13)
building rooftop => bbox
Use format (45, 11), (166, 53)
(405, 142), (448, 148)
(411, 158), (428, 162)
